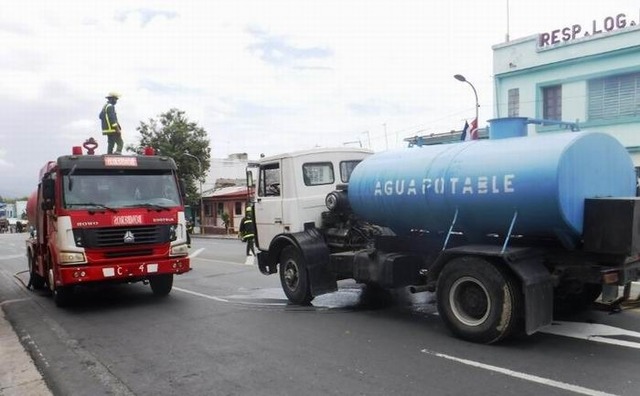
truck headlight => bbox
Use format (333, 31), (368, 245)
(170, 244), (189, 257)
(59, 251), (87, 265)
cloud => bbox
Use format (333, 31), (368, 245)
(246, 27), (333, 67)
(115, 8), (178, 27)
(1, 0), (638, 197)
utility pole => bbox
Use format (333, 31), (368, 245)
(454, 74), (479, 127)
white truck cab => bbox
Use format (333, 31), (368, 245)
(252, 147), (372, 251)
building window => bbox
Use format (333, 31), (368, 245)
(542, 85), (562, 120)
(588, 72), (640, 121)
(508, 88), (519, 117)
(217, 202), (224, 215)
(235, 201), (242, 215)
(204, 203), (212, 217)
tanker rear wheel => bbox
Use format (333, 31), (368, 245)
(279, 246), (313, 305)
(437, 256), (522, 344)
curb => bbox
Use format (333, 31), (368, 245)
(0, 308), (51, 396)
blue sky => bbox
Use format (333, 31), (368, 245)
(0, 0), (638, 197)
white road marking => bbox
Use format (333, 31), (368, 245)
(173, 287), (229, 302)
(540, 321), (640, 350)
(173, 287), (287, 306)
(421, 349), (617, 396)
(188, 248), (205, 259)
(244, 255), (255, 266)
(189, 255), (247, 266)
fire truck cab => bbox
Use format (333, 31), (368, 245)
(26, 144), (191, 306)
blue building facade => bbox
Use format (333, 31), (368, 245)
(493, 12), (640, 169)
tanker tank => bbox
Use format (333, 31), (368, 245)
(26, 190), (38, 228)
(347, 120), (636, 248)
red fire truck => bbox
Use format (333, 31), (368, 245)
(25, 141), (191, 306)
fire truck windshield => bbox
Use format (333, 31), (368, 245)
(63, 170), (181, 210)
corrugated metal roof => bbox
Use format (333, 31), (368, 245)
(205, 186), (249, 198)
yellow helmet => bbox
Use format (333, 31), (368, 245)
(246, 206), (252, 213)
(105, 92), (121, 99)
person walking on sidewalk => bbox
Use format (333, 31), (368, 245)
(99, 92), (123, 154)
(239, 206), (256, 256)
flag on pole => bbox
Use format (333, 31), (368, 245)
(460, 121), (469, 141)
(460, 118), (479, 141)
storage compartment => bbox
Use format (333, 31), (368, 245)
(583, 198), (640, 255)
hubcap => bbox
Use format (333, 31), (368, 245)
(449, 276), (490, 327)
(48, 269), (55, 292)
(283, 260), (299, 290)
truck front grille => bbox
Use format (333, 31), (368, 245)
(104, 249), (154, 259)
(74, 225), (171, 248)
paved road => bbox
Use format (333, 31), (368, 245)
(1, 232), (640, 395)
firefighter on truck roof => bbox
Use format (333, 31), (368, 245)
(99, 92), (123, 155)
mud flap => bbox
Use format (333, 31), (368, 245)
(257, 252), (276, 275)
(508, 258), (553, 335)
(297, 228), (337, 297)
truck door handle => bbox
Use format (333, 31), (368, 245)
(274, 218), (282, 224)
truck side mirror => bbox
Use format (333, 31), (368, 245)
(246, 170), (254, 188)
(41, 179), (55, 210)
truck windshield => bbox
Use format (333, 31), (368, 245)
(63, 170), (181, 210)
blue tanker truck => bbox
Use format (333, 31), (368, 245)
(249, 117), (640, 343)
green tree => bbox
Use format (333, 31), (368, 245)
(128, 108), (211, 206)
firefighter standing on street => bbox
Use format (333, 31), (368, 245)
(99, 92), (123, 154)
(239, 206), (256, 256)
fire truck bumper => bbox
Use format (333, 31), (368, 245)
(57, 257), (191, 286)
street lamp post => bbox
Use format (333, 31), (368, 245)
(454, 74), (479, 125)
(184, 152), (203, 234)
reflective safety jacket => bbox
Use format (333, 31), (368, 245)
(99, 103), (119, 135)
(239, 216), (255, 241)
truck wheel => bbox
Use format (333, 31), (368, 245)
(47, 267), (74, 307)
(437, 256), (522, 344)
(279, 246), (313, 305)
(53, 286), (73, 307)
(27, 252), (46, 290)
(149, 274), (173, 296)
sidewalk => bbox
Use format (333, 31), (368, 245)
(0, 307), (51, 396)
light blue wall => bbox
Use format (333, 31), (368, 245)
(493, 25), (640, 164)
